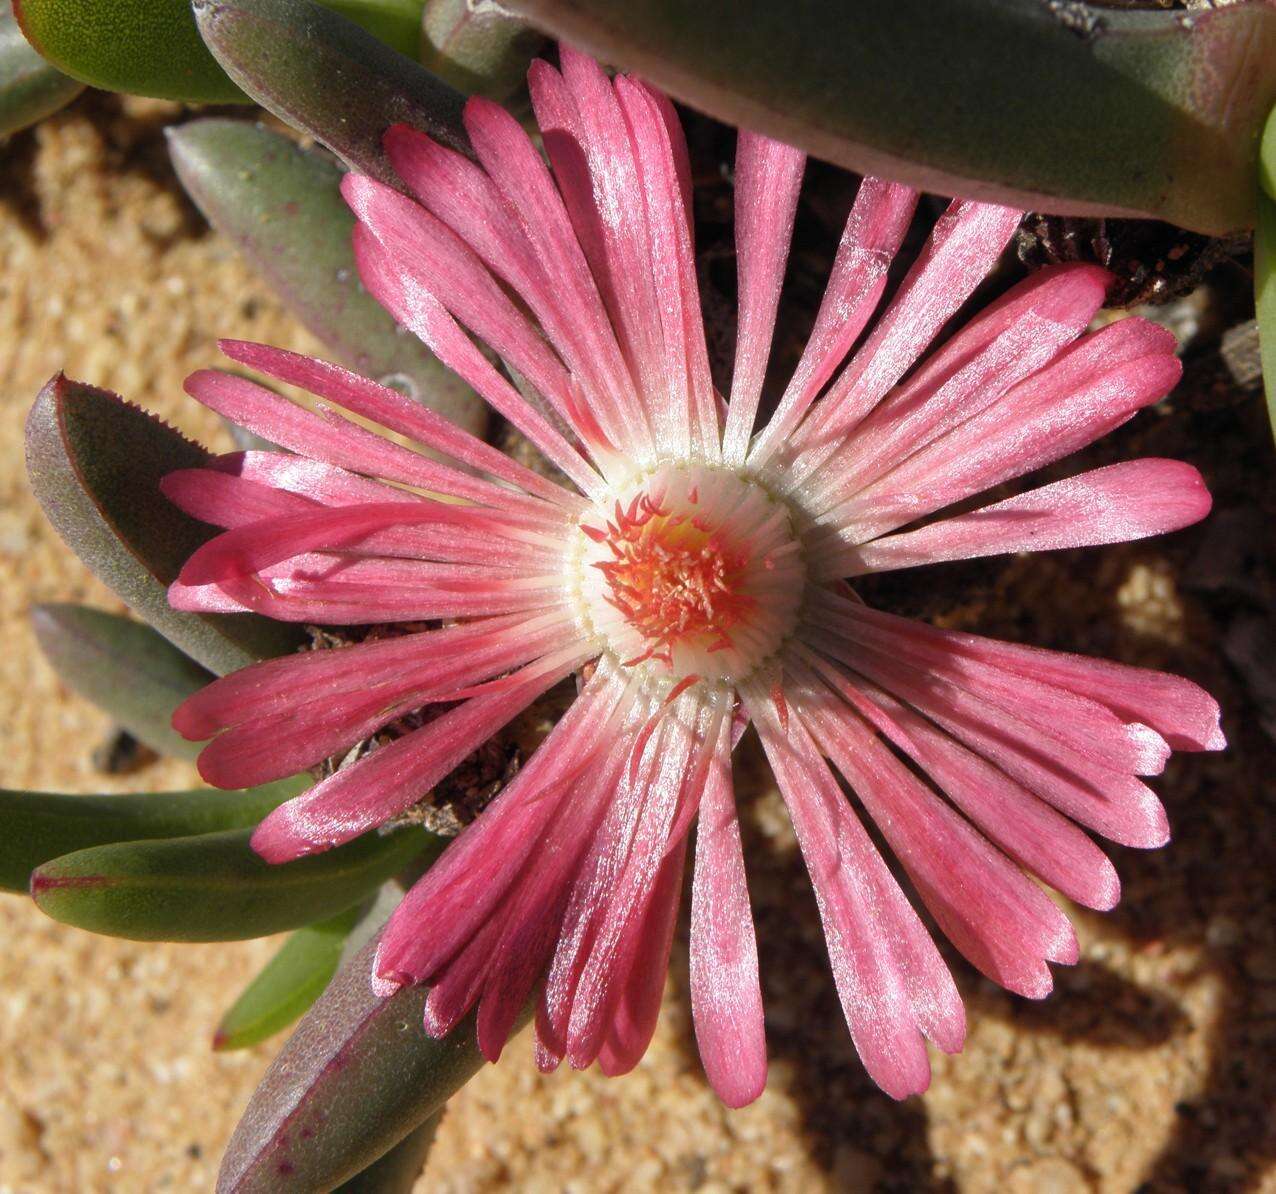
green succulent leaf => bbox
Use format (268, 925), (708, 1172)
(168, 119), (484, 434)
(214, 904), (365, 1051)
(12, 0), (427, 104)
(0, 1), (81, 137)
(0, 777), (306, 893)
(31, 824), (436, 942)
(31, 603), (213, 760)
(503, 0), (1276, 236)
(335, 1114), (443, 1194)
(194, 0), (468, 190)
(13, 0), (248, 102)
(420, 0), (543, 100)
(1258, 106), (1276, 439)
(217, 933), (511, 1192)
(25, 375), (305, 676)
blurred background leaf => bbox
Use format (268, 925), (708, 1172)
(31, 603), (214, 760)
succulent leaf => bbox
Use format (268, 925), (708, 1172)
(217, 934), (514, 1192)
(25, 375), (305, 676)
(0, 777), (307, 893)
(193, 0), (468, 188)
(30, 824), (437, 941)
(334, 1114), (443, 1193)
(13, 0), (248, 102)
(0, 1), (81, 137)
(12, 0), (427, 104)
(169, 119), (484, 433)
(214, 904), (365, 1051)
(31, 603), (214, 761)
(503, 0), (1276, 236)
(420, 0), (544, 100)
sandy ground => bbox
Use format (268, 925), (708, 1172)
(2, 95), (1275, 1193)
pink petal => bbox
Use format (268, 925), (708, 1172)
(342, 175), (585, 438)
(382, 122), (634, 459)
(831, 637), (1171, 849)
(531, 53), (666, 411)
(615, 76), (719, 460)
(781, 199), (1025, 481)
(376, 666), (632, 985)
(250, 648), (587, 861)
(721, 132), (806, 465)
(810, 595), (1171, 777)
(217, 341), (584, 512)
(472, 760), (618, 1062)
(597, 836), (688, 1078)
(177, 501), (550, 586)
(812, 592), (1223, 753)
(807, 262), (1111, 511)
(540, 686), (668, 1061)
(189, 566), (560, 626)
(689, 715), (767, 1107)
(806, 694), (1079, 999)
(462, 95), (649, 456)
(747, 686), (964, 1099)
(422, 912), (506, 1038)
(836, 459), (1211, 576)
(187, 617), (573, 787)
(162, 467), (321, 529)
(836, 319), (1181, 539)
(562, 692), (702, 1068)
(835, 674), (1121, 911)
(352, 224), (605, 495)
(173, 610), (547, 738)
(184, 369), (548, 519)
(749, 176), (917, 467)
(211, 450), (437, 508)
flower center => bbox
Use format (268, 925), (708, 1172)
(569, 464), (806, 685)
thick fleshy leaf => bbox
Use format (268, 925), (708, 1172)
(168, 119), (484, 434)
(503, 0), (1276, 235)
(1258, 105), (1276, 439)
(0, 777), (306, 893)
(0, 1), (81, 137)
(218, 934), (522, 1193)
(13, 0), (247, 101)
(31, 603), (213, 761)
(31, 824), (432, 941)
(194, 0), (468, 189)
(334, 1114), (442, 1193)
(420, 0), (543, 99)
(25, 375), (304, 676)
(13, 0), (425, 103)
(214, 905), (365, 1051)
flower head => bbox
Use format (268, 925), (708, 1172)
(168, 46), (1223, 1105)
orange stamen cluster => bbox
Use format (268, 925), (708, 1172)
(584, 489), (756, 669)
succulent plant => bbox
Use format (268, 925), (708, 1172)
(6, 1), (1272, 1189)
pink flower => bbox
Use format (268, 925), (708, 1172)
(168, 47), (1223, 1106)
